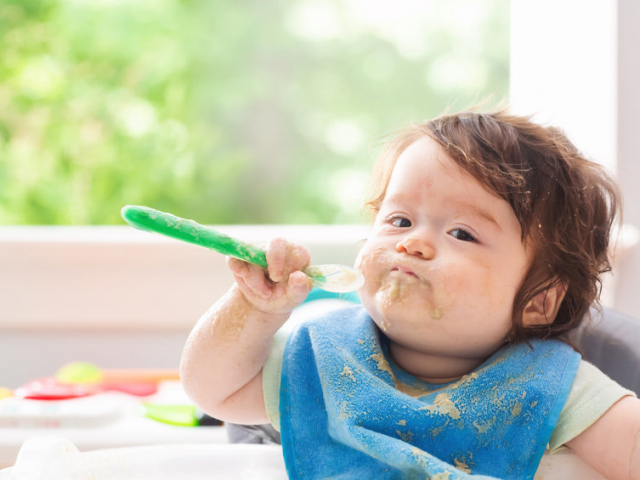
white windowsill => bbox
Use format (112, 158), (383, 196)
(0, 225), (369, 331)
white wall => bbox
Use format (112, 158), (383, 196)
(510, 0), (640, 318)
(614, 0), (640, 317)
(510, 0), (617, 171)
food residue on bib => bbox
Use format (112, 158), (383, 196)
(339, 401), (353, 420)
(432, 473), (452, 480)
(454, 458), (472, 474)
(511, 401), (522, 417)
(419, 393), (461, 420)
(473, 417), (496, 434)
(368, 353), (434, 398)
(340, 366), (356, 382)
(396, 429), (413, 442)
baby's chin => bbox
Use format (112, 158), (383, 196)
(361, 296), (445, 339)
(367, 271), (440, 313)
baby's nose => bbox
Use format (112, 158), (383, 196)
(395, 236), (435, 259)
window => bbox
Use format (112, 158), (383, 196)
(0, 0), (510, 225)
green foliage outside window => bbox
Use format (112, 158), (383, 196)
(0, 0), (509, 225)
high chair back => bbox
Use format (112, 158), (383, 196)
(572, 308), (640, 395)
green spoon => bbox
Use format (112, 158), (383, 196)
(121, 205), (364, 293)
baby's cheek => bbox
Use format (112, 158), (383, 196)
(356, 247), (388, 291)
(440, 261), (495, 313)
(354, 249), (365, 272)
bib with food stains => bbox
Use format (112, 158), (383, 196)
(279, 305), (580, 480)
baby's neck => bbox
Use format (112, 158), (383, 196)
(388, 342), (485, 384)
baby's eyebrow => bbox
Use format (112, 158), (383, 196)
(382, 193), (504, 231)
(379, 194), (410, 209)
(465, 205), (502, 231)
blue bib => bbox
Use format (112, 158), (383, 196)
(279, 306), (580, 479)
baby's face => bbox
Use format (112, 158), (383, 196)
(357, 137), (531, 378)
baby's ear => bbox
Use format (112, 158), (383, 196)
(522, 279), (567, 327)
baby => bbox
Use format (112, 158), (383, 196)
(181, 110), (640, 479)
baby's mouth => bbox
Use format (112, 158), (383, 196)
(382, 268), (441, 318)
(384, 266), (434, 296)
(390, 266), (432, 289)
(391, 266), (419, 278)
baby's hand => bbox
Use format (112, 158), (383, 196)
(226, 238), (314, 316)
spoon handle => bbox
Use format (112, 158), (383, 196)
(120, 206), (366, 293)
(121, 205), (270, 268)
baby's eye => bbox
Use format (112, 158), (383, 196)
(390, 217), (412, 228)
(449, 228), (476, 242)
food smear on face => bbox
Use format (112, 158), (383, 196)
(374, 267), (443, 321)
(389, 274), (401, 300)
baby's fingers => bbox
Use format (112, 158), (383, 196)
(265, 239), (287, 283)
(266, 238), (311, 283)
(287, 271), (314, 305)
(226, 257), (271, 299)
(226, 256), (251, 276)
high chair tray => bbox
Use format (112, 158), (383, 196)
(0, 436), (605, 479)
(0, 437), (286, 480)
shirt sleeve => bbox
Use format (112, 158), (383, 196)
(263, 327), (289, 432)
(549, 360), (636, 451)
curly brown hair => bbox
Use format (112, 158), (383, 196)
(365, 110), (622, 343)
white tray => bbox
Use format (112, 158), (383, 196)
(0, 437), (286, 480)
(0, 436), (605, 479)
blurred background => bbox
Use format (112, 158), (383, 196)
(0, 0), (509, 226)
(2, 0), (640, 385)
